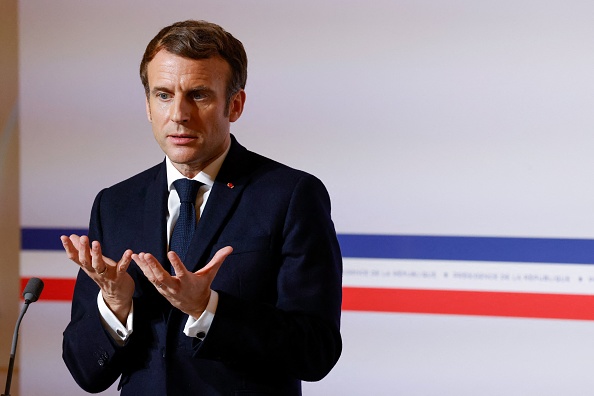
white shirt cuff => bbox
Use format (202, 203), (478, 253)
(97, 291), (134, 346)
(183, 289), (218, 340)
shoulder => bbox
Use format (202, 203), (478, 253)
(225, 135), (325, 190)
(221, 139), (331, 218)
(106, 162), (164, 191)
(100, 162), (164, 194)
(93, 161), (166, 207)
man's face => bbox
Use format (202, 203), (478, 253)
(145, 50), (245, 177)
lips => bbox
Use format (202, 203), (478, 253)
(168, 134), (197, 145)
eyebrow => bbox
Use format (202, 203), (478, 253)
(150, 85), (214, 95)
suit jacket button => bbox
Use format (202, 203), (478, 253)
(98, 358), (105, 366)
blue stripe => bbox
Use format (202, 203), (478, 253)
(337, 234), (594, 264)
(22, 228), (88, 251)
(21, 228), (594, 264)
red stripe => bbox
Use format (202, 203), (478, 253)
(342, 286), (594, 320)
(20, 278), (594, 321)
(21, 277), (75, 302)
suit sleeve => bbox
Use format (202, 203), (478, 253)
(62, 189), (128, 393)
(196, 174), (343, 381)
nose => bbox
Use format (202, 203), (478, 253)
(170, 96), (191, 123)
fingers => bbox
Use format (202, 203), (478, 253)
(61, 235), (132, 279)
(77, 235), (91, 268)
(133, 252), (168, 288)
(118, 250), (133, 273)
(167, 251), (189, 277)
(91, 240), (107, 275)
(90, 242), (131, 277)
(61, 235), (80, 263)
(68, 234), (82, 249)
(61, 234), (85, 264)
(135, 246), (233, 298)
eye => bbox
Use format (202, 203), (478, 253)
(192, 93), (204, 101)
(156, 92), (170, 100)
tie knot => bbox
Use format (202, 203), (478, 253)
(173, 179), (202, 203)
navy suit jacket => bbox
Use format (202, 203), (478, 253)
(63, 135), (343, 395)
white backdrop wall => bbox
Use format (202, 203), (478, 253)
(18, 1), (594, 395)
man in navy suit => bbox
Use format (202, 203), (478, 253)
(60, 20), (342, 395)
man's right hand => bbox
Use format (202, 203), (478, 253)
(61, 234), (135, 324)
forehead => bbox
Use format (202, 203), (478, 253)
(146, 50), (230, 89)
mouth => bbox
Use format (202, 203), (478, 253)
(168, 134), (198, 145)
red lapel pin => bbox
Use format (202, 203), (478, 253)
(227, 182), (235, 189)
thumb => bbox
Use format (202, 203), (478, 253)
(196, 246), (233, 276)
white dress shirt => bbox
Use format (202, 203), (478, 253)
(98, 145), (230, 345)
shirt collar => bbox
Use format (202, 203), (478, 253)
(165, 144), (230, 191)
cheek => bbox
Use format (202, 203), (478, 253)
(151, 122), (166, 144)
(148, 100), (169, 120)
(149, 111), (168, 130)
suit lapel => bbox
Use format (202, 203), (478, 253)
(183, 136), (250, 272)
(141, 161), (169, 267)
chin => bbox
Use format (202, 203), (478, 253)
(166, 146), (200, 160)
(170, 155), (199, 165)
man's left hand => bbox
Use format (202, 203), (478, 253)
(132, 246), (233, 318)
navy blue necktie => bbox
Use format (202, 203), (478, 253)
(170, 179), (203, 269)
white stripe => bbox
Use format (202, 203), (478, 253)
(24, 252), (594, 296)
(343, 258), (594, 295)
(21, 251), (80, 278)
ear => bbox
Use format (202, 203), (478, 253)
(145, 97), (152, 122)
(228, 90), (246, 123)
